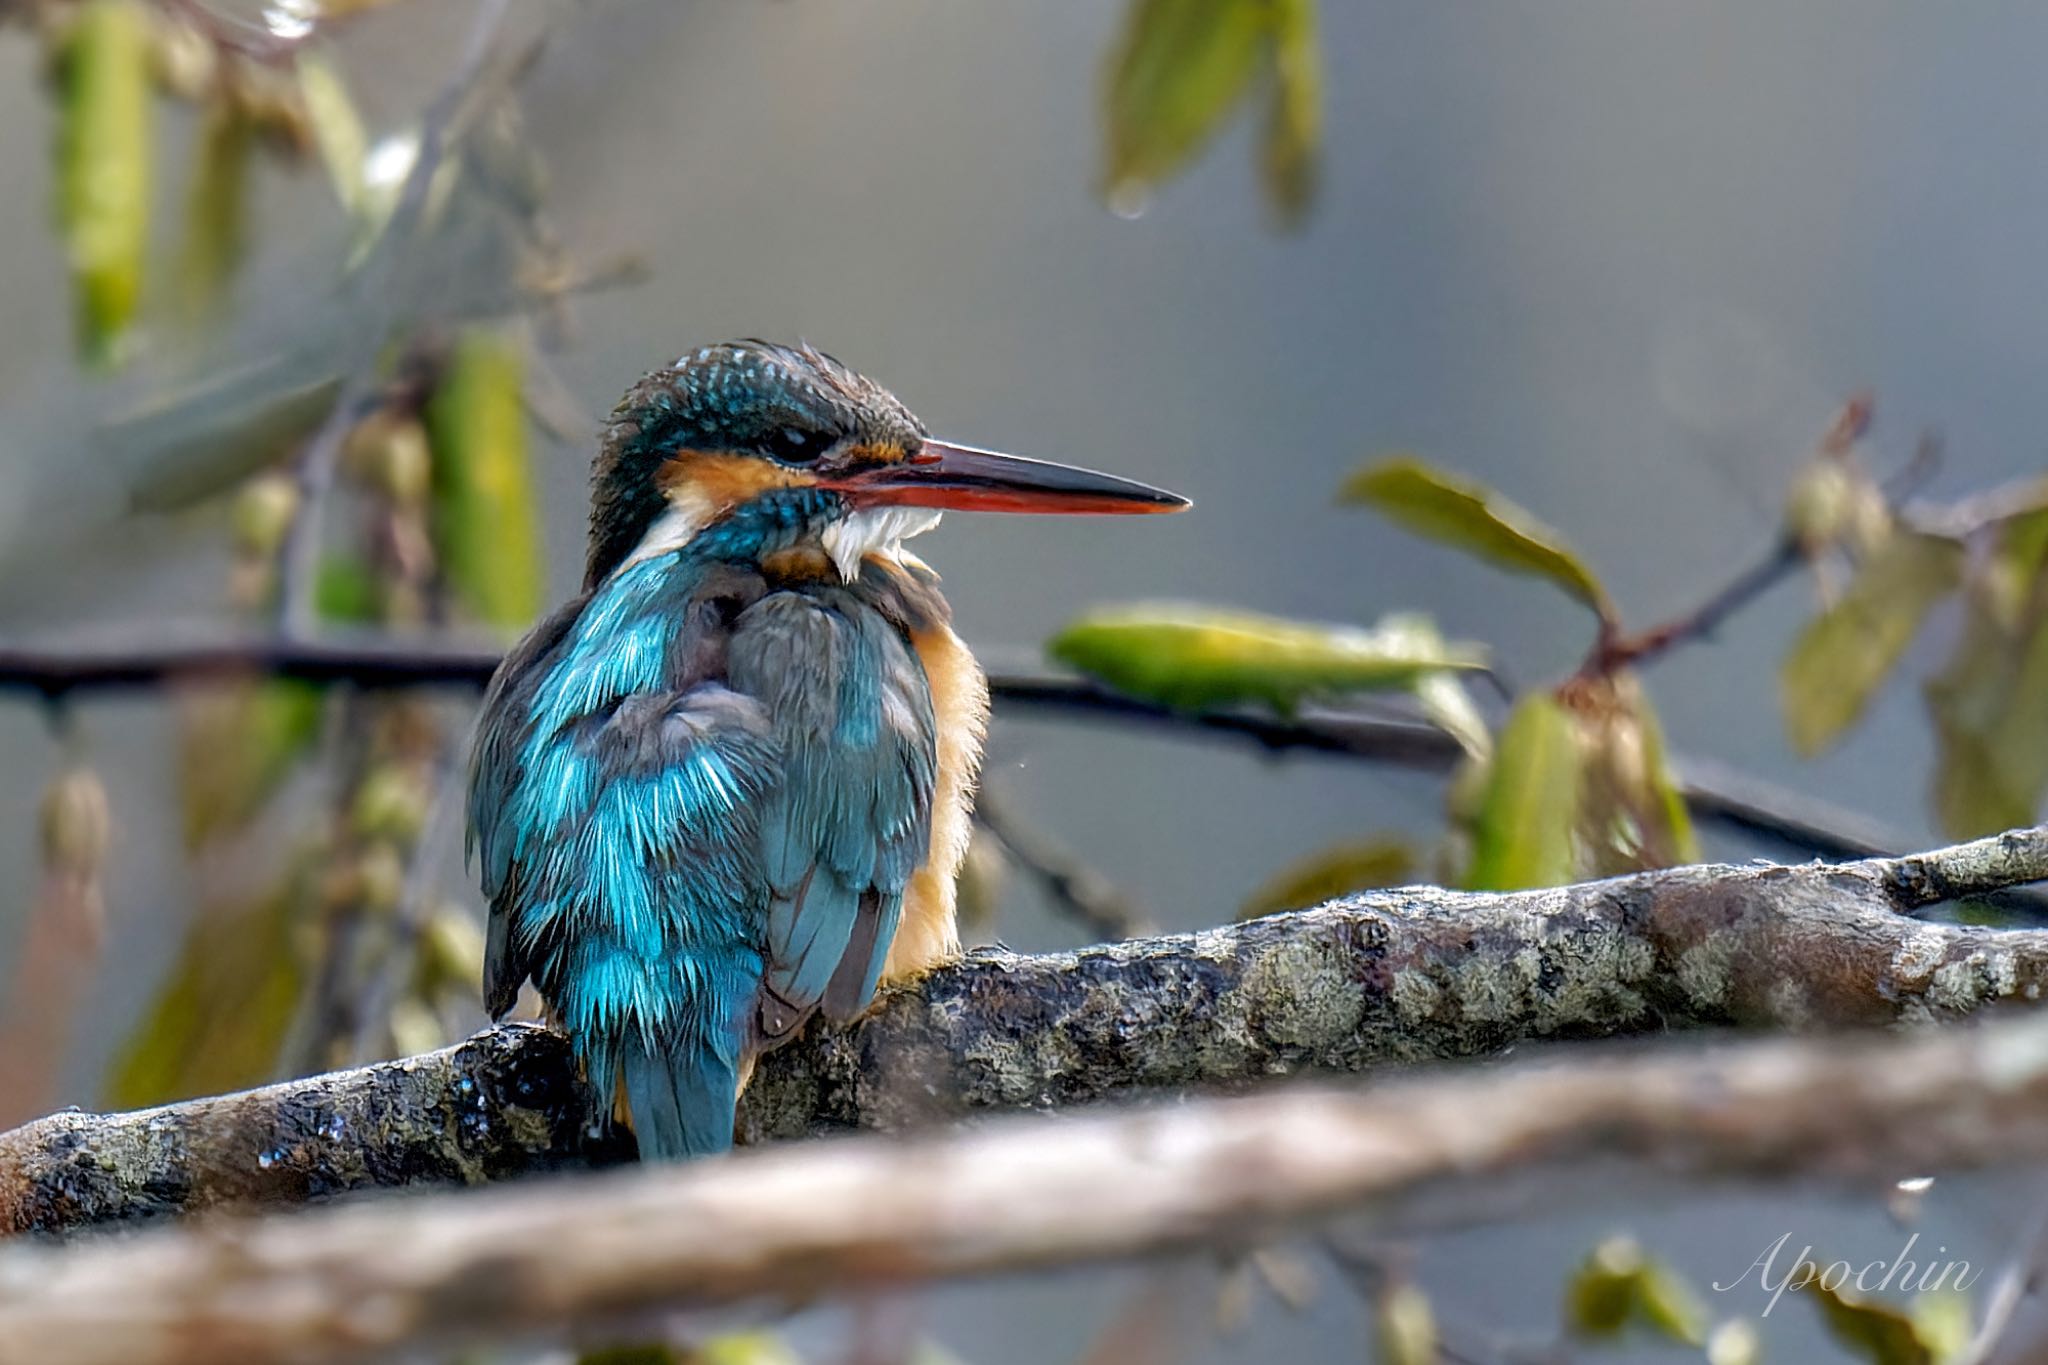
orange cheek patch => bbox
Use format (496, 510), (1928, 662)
(655, 449), (816, 514)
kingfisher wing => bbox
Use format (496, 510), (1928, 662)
(726, 588), (937, 1032)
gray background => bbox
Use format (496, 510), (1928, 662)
(0, 1), (2042, 1359)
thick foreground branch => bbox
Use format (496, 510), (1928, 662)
(10, 1009), (2048, 1365)
(3, 828), (2045, 1238)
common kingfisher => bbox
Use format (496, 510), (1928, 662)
(467, 341), (1187, 1160)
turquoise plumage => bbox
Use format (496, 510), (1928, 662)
(467, 341), (1185, 1161)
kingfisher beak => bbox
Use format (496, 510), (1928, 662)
(835, 439), (1190, 515)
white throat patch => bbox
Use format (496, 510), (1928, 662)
(821, 506), (943, 581)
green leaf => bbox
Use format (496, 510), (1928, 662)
(174, 680), (325, 849)
(296, 51), (367, 214)
(1927, 592), (2048, 838)
(1102, 0), (1266, 210)
(1563, 1237), (1708, 1348)
(1341, 456), (1612, 616)
(427, 330), (544, 631)
(1259, 0), (1320, 226)
(55, 0), (153, 368)
(1240, 836), (1416, 918)
(1781, 532), (1964, 756)
(107, 874), (305, 1107)
(173, 101), (251, 326)
(1048, 603), (1487, 714)
(1926, 508), (2048, 837)
(315, 553), (384, 625)
(1373, 1279), (1438, 1365)
(1375, 613), (1492, 759)
(1467, 692), (1581, 891)
(1800, 1266), (1971, 1365)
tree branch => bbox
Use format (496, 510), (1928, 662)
(3, 828), (2043, 1240)
(10, 992), (2048, 1365)
(0, 629), (1956, 866)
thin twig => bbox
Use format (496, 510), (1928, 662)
(973, 783), (1151, 940)
(0, 630), (2013, 883)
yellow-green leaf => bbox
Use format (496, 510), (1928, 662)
(174, 680), (324, 849)
(1259, 0), (1320, 226)
(1049, 604), (1487, 714)
(1241, 836), (1415, 918)
(55, 0), (153, 368)
(1927, 589), (2048, 838)
(296, 51), (366, 213)
(107, 876), (304, 1107)
(1467, 692), (1581, 891)
(1103, 0), (1265, 210)
(1564, 1237), (1708, 1348)
(1926, 508), (2048, 837)
(174, 100), (251, 325)
(1781, 532), (1964, 756)
(1341, 457), (1612, 616)
(427, 330), (543, 631)
(1374, 1279), (1438, 1365)
(1800, 1266), (1969, 1365)
(1375, 613), (1492, 759)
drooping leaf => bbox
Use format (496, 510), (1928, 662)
(1781, 532), (1964, 756)
(174, 100), (251, 325)
(296, 51), (367, 214)
(1259, 0), (1320, 226)
(1466, 692), (1581, 891)
(174, 679), (325, 849)
(54, 0), (153, 367)
(1049, 604), (1486, 714)
(1374, 613), (1492, 759)
(1341, 457), (1613, 616)
(1926, 593), (2048, 838)
(1926, 506), (2048, 837)
(427, 330), (543, 631)
(1563, 1237), (1708, 1348)
(107, 874), (304, 1107)
(1240, 836), (1415, 918)
(1800, 1268), (1971, 1365)
(1102, 0), (1265, 212)
(1569, 672), (1699, 877)
(1373, 1278), (1438, 1365)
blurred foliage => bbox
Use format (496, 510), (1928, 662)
(1049, 603), (1485, 714)
(52, 0), (151, 366)
(1781, 532), (1963, 757)
(1563, 1236), (1709, 1348)
(109, 866), (305, 1107)
(1103, 0), (1321, 225)
(1799, 1267), (1972, 1365)
(426, 328), (543, 631)
(1465, 693), (1580, 891)
(1239, 835), (1415, 917)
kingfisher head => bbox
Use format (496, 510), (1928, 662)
(586, 340), (1188, 587)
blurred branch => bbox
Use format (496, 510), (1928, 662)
(0, 628), (1995, 871)
(274, 0), (518, 635)
(972, 782), (1152, 940)
(13, 993), (2048, 1364)
(3, 827), (2045, 1239)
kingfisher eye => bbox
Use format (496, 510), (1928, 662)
(763, 426), (826, 464)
